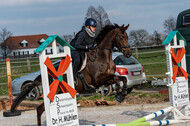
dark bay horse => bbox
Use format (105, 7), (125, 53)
(10, 24), (132, 126)
(36, 24), (131, 125)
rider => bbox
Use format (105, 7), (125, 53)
(71, 18), (97, 83)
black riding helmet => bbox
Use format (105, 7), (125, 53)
(85, 18), (97, 27)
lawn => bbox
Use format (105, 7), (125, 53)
(132, 48), (167, 76)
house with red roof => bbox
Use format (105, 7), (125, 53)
(0, 34), (59, 57)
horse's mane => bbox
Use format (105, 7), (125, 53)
(95, 24), (119, 45)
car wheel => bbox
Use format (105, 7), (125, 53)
(126, 87), (133, 94)
(21, 82), (40, 100)
(99, 85), (113, 96)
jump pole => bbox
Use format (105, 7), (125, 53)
(34, 35), (79, 126)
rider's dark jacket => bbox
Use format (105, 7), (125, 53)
(71, 26), (95, 75)
(74, 26), (94, 52)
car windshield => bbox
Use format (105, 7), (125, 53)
(114, 55), (139, 65)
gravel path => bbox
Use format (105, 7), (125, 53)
(1, 102), (190, 126)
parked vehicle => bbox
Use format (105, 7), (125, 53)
(99, 52), (146, 96)
(12, 60), (61, 100)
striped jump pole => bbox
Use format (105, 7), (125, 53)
(126, 107), (173, 125)
(80, 107), (187, 126)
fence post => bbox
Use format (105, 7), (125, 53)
(27, 58), (31, 72)
(135, 47), (138, 59)
(6, 58), (13, 106)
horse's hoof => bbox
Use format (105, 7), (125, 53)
(115, 94), (125, 103)
(3, 110), (21, 117)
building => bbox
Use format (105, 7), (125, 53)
(0, 34), (60, 58)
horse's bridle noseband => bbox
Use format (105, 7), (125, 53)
(115, 28), (130, 52)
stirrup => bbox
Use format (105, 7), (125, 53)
(78, 72), (95, 93)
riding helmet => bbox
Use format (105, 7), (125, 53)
(85, 18), (97, 27)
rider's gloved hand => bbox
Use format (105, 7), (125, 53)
(88, 44), (93, 50)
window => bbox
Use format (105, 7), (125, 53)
(114, 55), (139, 65)
(183, 14), (190, 26)
(38, 38), (45, 45)
(20, 40), (28, 47)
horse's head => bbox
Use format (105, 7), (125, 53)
(114, 24), (132, 58)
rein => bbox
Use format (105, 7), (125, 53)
(88, 28), (130, 62)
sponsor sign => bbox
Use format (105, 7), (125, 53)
(50, 93), (79, 126)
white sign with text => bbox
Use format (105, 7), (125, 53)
(49, 93), (79, 126)
(172, 77), (189, 107)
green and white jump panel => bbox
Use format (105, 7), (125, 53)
(34, 35), (79, 126)
(163, 31), (190, 119)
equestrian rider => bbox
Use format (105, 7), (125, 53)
(71, 18), (97, 82)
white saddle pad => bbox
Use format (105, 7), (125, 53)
(78, 53), (87, 72)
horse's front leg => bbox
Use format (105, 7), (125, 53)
(113, 75), (127, 103)
(37, 102), (45, 126)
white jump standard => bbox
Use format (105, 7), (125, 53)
(35, 35), (79, 126)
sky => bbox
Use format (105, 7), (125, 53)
(0, 0), (190, 37)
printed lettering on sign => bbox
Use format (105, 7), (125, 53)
(50, 93), (79, 126)
(172, 77), (189, 107)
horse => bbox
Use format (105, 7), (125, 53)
(10, 24), (132, 126)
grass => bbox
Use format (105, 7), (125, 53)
(76, 92), (168, 102)
(0, 85), (8, 95)
(77, 94), (115, 101)
(139, 93), (148, 98)
(133, 48), (167, 76)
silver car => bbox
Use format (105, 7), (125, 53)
(12, 60), (61, 100)
(99, 52), (146, 96)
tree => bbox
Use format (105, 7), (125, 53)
(152, 30), (162, 45)
(85, 5), (112, 33)
(129, 29), (149, 47)
(61, 35), (73, 43)
(0, 28), (13, 58)
(85, 6), (98, 20)
(163, 16), (176, 35)
(96, 5), (112, 29)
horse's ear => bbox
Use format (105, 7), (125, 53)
(124, 24), (130, 31)
(120, 24), (124, 29)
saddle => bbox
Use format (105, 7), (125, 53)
(75, 53), (96, 93)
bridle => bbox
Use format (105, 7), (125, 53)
(89, 28), (130, 62)
(115, 28), (130, 52)
(97, 28), (130, 51)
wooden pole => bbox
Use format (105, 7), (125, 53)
(135, 47), (138, 59)
(6, 58), (13, 106)
(27, 57), (31, 72)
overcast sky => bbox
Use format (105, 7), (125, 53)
(0, 0), (189, 36)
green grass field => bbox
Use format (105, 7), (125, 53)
(132, 48), (167, 76)
(0, 48), (167, 95)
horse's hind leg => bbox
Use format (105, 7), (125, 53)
(114, 75), (127, 102)
(37, 102), (45, 126)
(119, 76), (128, 96)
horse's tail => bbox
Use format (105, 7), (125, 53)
(10, 76), (41, 112)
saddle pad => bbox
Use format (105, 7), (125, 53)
(78, 53), (87, 72)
